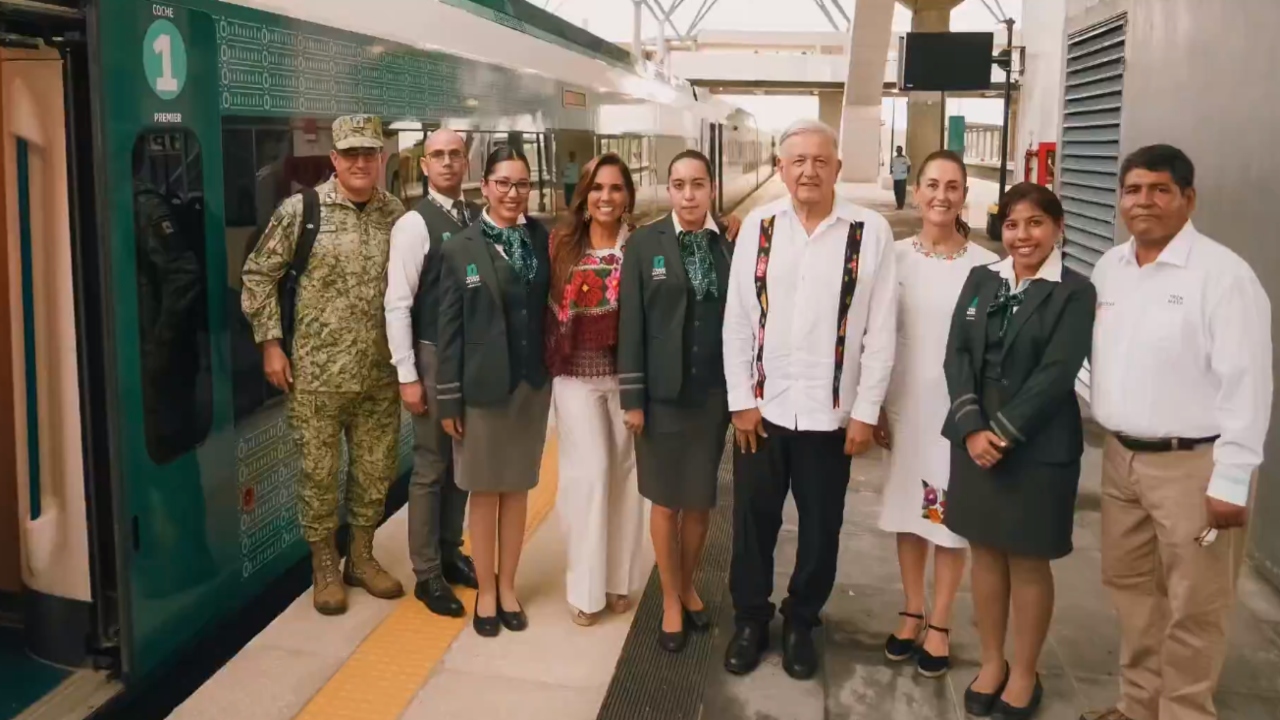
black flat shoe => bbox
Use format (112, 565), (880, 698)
(442, 551), (479, 589)
(916, 624), (950, 678)
(496, 584), (527, 631)
(964, 662), (1010, 717)
(684, 604), (711, 631)
(472, 596), (501, 638)
(723, 623), (768, 675)
(884, 611), (924, 662)
(497, 605), (527, 631)
(992, 675), (1043, 720)
(415, 575), (465, 618)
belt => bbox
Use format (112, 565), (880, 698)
(1114, 433), (1219, 453)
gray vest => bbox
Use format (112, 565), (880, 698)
(412, 195), (480, 343)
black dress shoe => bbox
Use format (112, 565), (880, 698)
(684, 604), (711, 631)
(782, 621), (818, 680)
(964, 663), (1010, 717)
(415, 575), (465, 618)
(441, 551), (479, 589)
(472, 596), (501, 638)
(723, 623), (768, 675)
(991, 675), (1043, 720)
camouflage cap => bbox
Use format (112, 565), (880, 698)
(332, 115), (384, 150)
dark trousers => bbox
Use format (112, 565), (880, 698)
(893, 178), (907, 209)
(408, 344), (468, 581)
(729, 420), (851, 629)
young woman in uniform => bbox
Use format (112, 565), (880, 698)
(618, 150), (731, 652)
(942, 182), (1095, 717)
(436, 147), (553, 637)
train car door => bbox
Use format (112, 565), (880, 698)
(93, 0), (234, 679)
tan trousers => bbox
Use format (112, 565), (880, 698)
(1100, 435), (1246, 720)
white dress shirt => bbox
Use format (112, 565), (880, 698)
(384, 187), (469, 384)
(1090, 221), (1273, 506)
(723, 195), (897, 431)
(672, 211), (720, 235)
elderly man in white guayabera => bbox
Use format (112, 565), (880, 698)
(720, 118), (898, 681)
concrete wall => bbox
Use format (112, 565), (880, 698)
(1064, 0), (1280, 585)
(1014, 0), (1068, 172)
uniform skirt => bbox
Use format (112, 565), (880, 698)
(455, 381), (553, 494)
(942, 384), (1081, 559)
(635, 390), (729, 511)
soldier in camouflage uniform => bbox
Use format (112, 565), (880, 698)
(241, 115), (407, 615)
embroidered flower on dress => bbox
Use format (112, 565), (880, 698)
(921, 480), (946, 524)
(606, 270), (621, 303)
(572, 269), (605, 308)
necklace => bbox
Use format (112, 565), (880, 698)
(912, 237), (969, 261)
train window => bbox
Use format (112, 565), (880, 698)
(221, 120), (310, 424)
(130, 131), (214, 465)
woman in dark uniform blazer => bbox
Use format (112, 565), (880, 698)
(941, 182), (1095, 720)
(618, 150), (731, 653)
(437, 146), (552, 638)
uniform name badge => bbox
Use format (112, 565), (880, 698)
(965, 296), (979, 320)
(652, 255), (667, 280)
(465, 263), (481, 288)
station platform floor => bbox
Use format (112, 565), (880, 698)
(167, 180), (1280, 720)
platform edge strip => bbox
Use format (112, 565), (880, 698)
(595, 433), (734, 720)
(293, 436), (560, 720)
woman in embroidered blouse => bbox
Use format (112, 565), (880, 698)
(437, 147), (553, 638)
(941, 182), (1095, 718)
(545, 153), (649, 626)
(875, 150), (999, 678)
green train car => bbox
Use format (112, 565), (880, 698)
(0, 0), (774, 716)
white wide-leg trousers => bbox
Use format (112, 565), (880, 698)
(553, 375), (650, 615)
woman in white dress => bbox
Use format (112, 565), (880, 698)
(874, 150), (999, 677)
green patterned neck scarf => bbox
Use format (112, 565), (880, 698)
(988, 277), (1027, 337)
(482, 218), (536, 285)
(677, 228), (718, 300)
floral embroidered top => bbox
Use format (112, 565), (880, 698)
(545, 229), (630, 379)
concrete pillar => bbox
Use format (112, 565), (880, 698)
(837, 0), (896, 181)
(818, 91), (843, 134)
(904, 0), (963, 183)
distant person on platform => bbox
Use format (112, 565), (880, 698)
(384, 128), (481, 618)
(563, 151), (581, 207)
(722, 118), (897, 680)
(1082, 145), (1273, 720)
(891, 146), (911, 210)
(242, 115), (406, 615)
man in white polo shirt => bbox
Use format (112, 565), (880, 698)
(722, 118), (897, 680)
(1083, 144), (1273, 720)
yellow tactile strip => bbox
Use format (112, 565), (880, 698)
(294, 436), (560, 720)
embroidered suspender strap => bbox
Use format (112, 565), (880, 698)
(831, 220), (865, 409)
(752, 215), (776, 400)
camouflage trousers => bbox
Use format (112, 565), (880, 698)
(288, 385), (400, 542)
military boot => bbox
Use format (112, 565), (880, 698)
(309, 536), (347, 615)
(343, 525), (405, 599)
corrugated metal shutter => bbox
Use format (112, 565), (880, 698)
(1058, 14), (1127, 277)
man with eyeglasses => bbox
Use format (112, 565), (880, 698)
(384, 128), (482, 617)
(242, 115), (407, 616)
